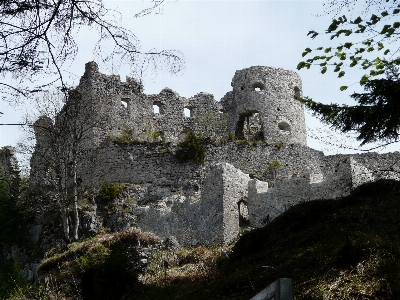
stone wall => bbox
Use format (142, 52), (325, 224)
(28, 62), (400, 247)
(222, 66), (307, 145)
(0, 146), (18, 181)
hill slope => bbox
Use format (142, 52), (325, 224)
(131, 179), (400, 299)
(4, 179), (400, 300)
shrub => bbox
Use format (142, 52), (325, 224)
(175, 131), (206, 164)
(99, 183), (121, 201)
(110, 124), (139, 144)
(145, 130), (162, 142)
(271, 140), (284, 149)
(0, 260), (26, 299)
(75, 244), (111, 271)
(227, 132), (237, 141)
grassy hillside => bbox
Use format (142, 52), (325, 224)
(4, 179), (400, 300)
(130, 179), (400, 299)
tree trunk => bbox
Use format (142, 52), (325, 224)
(60, 205), (70, 242)
(71, 160), (79, 241)
(58, 176), (70, 242)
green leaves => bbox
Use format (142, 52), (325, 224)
(344, 42), (353, 49)
(352, 16), (362, 24)
(360, 75), (369, 85)
(296, 61), (311, 70)
(302, 47), (312, 57)
(300, 7), (399, 84)
(299, 3), (400, 146)
(307, 30), (318, 39)
(380, 24), (391, 34)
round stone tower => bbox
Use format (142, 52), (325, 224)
(224, 66), (307, 145)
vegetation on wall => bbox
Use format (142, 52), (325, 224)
(99, 182), (122, 202)
(110, 124), (141, 144)
(175, 131), (206, 164)
(111, 124), (163, 144)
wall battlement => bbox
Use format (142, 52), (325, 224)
(29, 62), (400, 246)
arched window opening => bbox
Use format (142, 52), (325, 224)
(294, 86), (301, 99)
(121, 98), (129, 109)
(252, 82), (265, 92)
(184, 107), (192, 118)
(238, 200), (250, 227)
(278, 121), (291, 131)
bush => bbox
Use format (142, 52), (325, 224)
(0, 260), (26, 299)
(0, 171), (30, 247)
(99, 183), (121, 201)
(175, 131), (206, 164)
(81, 243), (141, 300)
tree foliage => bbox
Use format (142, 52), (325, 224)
(298, 1), (400, 88)
(297, 0), (400, 146)
(301, 67), (400, 145)
(0, 0), (184, 102)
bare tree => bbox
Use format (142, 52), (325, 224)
(26, 89), (106, 242)
(0, 0), (184, 103)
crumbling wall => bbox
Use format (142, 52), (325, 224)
(221, 66), (307, 145)
(247, 151), (400, 228)
(28, 62), (400, 247)
(0, 146), (19, 189)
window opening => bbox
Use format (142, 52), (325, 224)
(252, 82), (265, 91)
(278, 121), (291, 131)
(153, 101), (162, 114)
(235, 111), (260, 141)
(121, 98), (129, 109)
(184, 107), (191, 117)
(294, 86), (301, 99)
(238, 200), (250, 227)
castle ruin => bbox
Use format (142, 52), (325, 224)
(28, 62), (400, 246)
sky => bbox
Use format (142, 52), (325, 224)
(1, 0), (399, 157)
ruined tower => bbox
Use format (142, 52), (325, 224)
(222, 66), (307, 145)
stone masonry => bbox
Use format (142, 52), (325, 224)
(28, 62), (400, 246)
